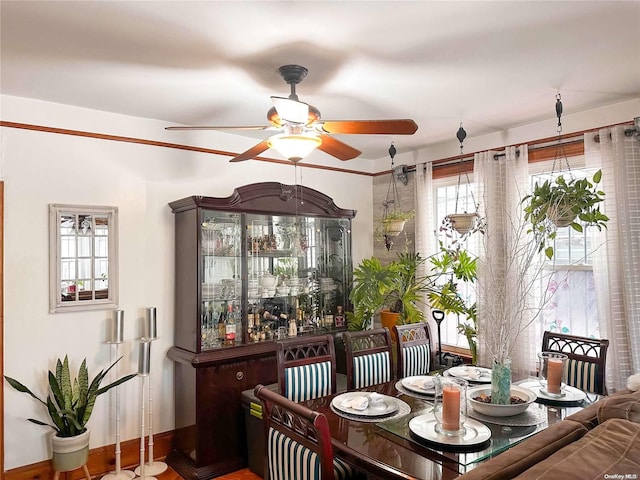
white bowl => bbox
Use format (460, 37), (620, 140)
(467, 385), (536, 417)
(259, 274), (278, 289)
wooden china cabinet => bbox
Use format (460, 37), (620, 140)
(166, 182), (355, 480)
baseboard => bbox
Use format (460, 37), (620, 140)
(4, 431), (174, 480)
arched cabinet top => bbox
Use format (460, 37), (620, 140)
(169, 182), (356, 219)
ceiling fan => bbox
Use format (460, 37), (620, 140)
(166, 65), (418, 163)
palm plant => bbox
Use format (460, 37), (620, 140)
(5, 355), (136, 437)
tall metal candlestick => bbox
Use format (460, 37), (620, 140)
(102, 311), (135, 480)
(135, 313), (167, 477)
(134, 340), (157, 480)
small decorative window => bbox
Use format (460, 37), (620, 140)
(49, 204), (118, 312)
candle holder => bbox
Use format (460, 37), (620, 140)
(134, 340), (157, 480)
(102, 311), (135, 480)
(538, 351), (568, 397)
(433, 376), (468, 436)
(134, 308), (167, 478)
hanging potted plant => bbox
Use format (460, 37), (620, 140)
(4, 356), (136, 473)
(522, 170), (609, 259)
(442, 123), (485, 239)
(378, 209), (415, 237)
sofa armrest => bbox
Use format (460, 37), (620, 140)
(457, 420), (587, 480)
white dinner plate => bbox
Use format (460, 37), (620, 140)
(331, 392), (399, 417)
(401, 376), (436, 395)
(518, 381), (587, 403)
(409, 412), (492, 447)
(446, 366), (492, 383)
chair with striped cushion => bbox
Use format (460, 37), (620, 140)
(393, 322), (434, 379)
(343, 327), (394, 390)
(254, 384), (355, 480)
(541, 331), (609, 395)
(276, 334), (337, 402)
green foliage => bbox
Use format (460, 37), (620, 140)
(428, 243), (478, 363)
(522, 170), (609, 259)
(5, 356), (136, 438)
(348, 257), (398, 330)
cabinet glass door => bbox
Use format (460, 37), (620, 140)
(201, 211), (242, 350)
(246, 213), (351, 342)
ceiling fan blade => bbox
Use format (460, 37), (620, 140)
(319, 119), (418, 135)
(166, 125), (274, 131)
(317, 134), (361, 161)
(271, 96), (309, 124)
(229, 139), (271, 162)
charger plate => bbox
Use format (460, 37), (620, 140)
(519, 381), (587, 403)
(332, 392), (398, 417)
(401, 376), (436, 395)
(445, 366), (492, 383)
(409, 412), (491, 447)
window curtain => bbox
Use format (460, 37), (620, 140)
(584, 125), (640, 391)
(474, 146), (538, 377)
(415, 162), (439, 340)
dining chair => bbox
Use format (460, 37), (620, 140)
(343, 327), (394, 390)
(541, 330), (609, 395)
(254, 384), (355, 480)
(393, 322), (434, 379)
(276, 334), (337, 402)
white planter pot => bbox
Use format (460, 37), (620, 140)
(548, 204), (576, 228)
(383, 219), (406, 237)
(446, 213), (478, 235)
(50, 429), (90, 472)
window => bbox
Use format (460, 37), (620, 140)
(49, 204), (118, 312)
(431, 156), (601, 349)
(433, 177), (479, 349)
(529, 163), (601, 340)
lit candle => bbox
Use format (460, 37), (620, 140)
(144, 307), (157, 340)
(547, 358), (563, 394)
(442, 385), (461, 431)
(138, 341), (151, 376)
(107, 310), (124, 344)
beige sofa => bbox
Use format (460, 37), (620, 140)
(458, 389), (640, 480)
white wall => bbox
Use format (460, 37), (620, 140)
(0, 95), (374, 469)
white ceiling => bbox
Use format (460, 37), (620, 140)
(1, 1), (639, 161)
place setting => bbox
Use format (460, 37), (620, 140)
(444, 365), (492, 383)
(395, 375), (437, 398)
(331, 391), (411, 423)
(408, 377), (492, 450)
(519, 352), (587, 406)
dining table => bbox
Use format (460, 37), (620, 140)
(300, 371), (601, 480)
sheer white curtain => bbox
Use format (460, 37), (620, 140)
(474, 146), (538, 377)
(585, 125), (640, 391)
(415, 162), (439, 339)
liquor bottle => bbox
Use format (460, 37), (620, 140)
(225, 303), (237, 342)
(323, 304), (334, 328)
(217, 302), (227, 342)
(334, 305), (346, 328)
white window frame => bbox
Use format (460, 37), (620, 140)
(49, 204), (119, 313)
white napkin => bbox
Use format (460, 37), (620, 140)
(341, 396), (369, 411)
(411, 377), (434, 390)
(465, 367), (482, 380)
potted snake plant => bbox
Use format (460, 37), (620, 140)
(5, 355), (136, 472)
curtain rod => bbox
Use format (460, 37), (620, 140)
(594, 127), (638, 143)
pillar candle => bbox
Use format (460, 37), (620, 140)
(442, 385), (461, 431)
(108, 310), (124, 343)
(144, 307), (157, 340)
(138, 341), (151, 376)
(547, 358), (563, 394)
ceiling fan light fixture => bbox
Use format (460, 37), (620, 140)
(267, 133), (322, 162)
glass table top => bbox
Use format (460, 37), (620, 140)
(377, 380), (601, 468)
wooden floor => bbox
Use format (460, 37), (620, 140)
(158, 466), (261, 480)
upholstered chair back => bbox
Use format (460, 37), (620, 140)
(393, 322), (433, 378)
(343, 328), (394, 390)
(276, 334), (337, 402)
